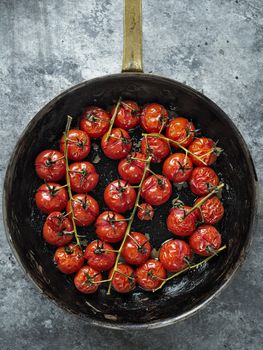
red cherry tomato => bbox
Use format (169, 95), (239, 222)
(159, 239), (191, 272)
(69, 161), (99, 193)
(166, 117), (195, 147)
(162, 153), (193, 183)
(137, 203), (154, 221)
(112, 100), (140, 130)
(74, 266), (102, 294)
(189, 224), (222, 256)
(140, 136), (170, 163)
(122, 232), (152, 265)
(66, 194), (99, 226)
(104, 180), (136, 213)
(188, 137), (221, 166)
(60, 129), (90, 161)
(95, 211), (127, 243)
(195, 195), (224, 224)
(141, 175), (172, 206)
(140, 103), (168, 133)
(109, 263), (136, 293)
(101, 128), (132, 160)
(166, 205), (197, 236)
(118, 152), (148, 185)
(43, 211), (73, 246)
(189, 167), (219, 196)
(54, 244), (84, 274)
(84, 240), (116, 271)
(35, 182), (68, 214)
(35, 150), (66, 181)
(79, 106), (110, 138)
(135, 259), (166, 291)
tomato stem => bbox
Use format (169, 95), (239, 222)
(105, 97), (122, 142)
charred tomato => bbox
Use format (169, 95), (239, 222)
(188, 137), (222, 166)
(189, 224), (222, 256)
(189, 166), (220, 196)
(135, 259), (166, 291)
(74, 266), (102, 294)
(195, 195), (224, 224)
(109, 263), (136, 293)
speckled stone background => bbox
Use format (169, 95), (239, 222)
(0, 0), (262, 349)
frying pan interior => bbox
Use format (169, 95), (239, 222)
(3, 73), (258, 328)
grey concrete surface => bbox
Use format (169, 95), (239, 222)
(0, 0), (263, 349)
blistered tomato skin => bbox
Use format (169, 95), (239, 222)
(80, 106), (110, 138)
(113, 100), (140, 130)
(66, 194), (99, 227)
(189, 167), (219, 196)
(166, 117), (195, 147)
(140, 136), (170, 163)
(122, 232), (152, 265)
(74, 266), (102, 294)
(159, 239), (191, 272)
(35, 150), (66, 181)
(35, 182), (68, 214)
(84, 240), (116, 272)
(104, 179), (136, 213)
(167, 205), (197, 236)
(137, 203), (154, 221)
(136, 259), (167, 291)
(95, 211), (127, 243)
(109, 263), (136, 293)
(60, 129), (91, 161)
(43, 211), (73, 246)
(118, 152), (148, 185)
(141, 175), (172, 206)
(101, 128), (132, 160)
(69, 161), (99, 193)
(162, 153), (193, 183)
(54, 244), (84, 274)
(140, 103), (168, 133)
(188, 137), (219, 166)
(189, 225), (222, 256)
(195, 195), (224, 224)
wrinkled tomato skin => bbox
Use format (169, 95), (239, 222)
(104, 180), (136, 213)
(74, 266), (102, 294)
(66, 194), (99, 227)
(101, 128), (132, 160)
(60, 129), (91, 161)
(122, 232), (152, 265)
(35, 149), (66, 181)
(95, 211), (127, 243)
(167, 205), (197, 236)
(135, 259), (166, 291)
(188, 137), (218, 166)
(166, 117), (195, 148)
(195, 195), (224, 224)
(43, 211), (73, 246)
(162, 153), (193, 183)
(112, 100), (140, 130)
(189, 225), (222, 256)
(35, 182), (68, 214)
(84, 240), (116, 272)
(80, 106), (110, 138)
(118, 152), (148, 185)
(140, 103), (168, 133)
(159, 239), (191, 272)
(69, 161), (99, 193)
(109, 263), (136, 293)
(137, 203), (154, 221)
(54, 244), (84, 274)
(141, 175), (172, 206)
(140, 136), (170, 163)
(189, 167), (219, 196)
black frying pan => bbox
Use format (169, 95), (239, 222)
(3, 0), (259, 329)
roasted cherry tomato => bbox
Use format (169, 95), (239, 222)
(74, 266), (102, 294)
(109, 263), (136, 293)
(54, 244), (84, 274)
(189, 224), (222, 256)
(60, 129), (91, 161)
(79, 106), (110, 138)
(69, 161), (99, 193)
(135, 259), (166, 291)
(95, 211), (127, 243)
(35, 182), (68, 214)
(118, 152), (148, 185)
(189, 166), (219, 196)
(141, 175), (172, 206)
(140, 136), (170, 163)
(166, 117), (195, 147)
(188, 137), (221, 166)
(104, 180), (136, 213)
(162, 153), (193, 183)
(112, 100), (140, 130)
(137, 203), (154, 221)
(66, 194), (99, 226)
(84, 240), (116, 272)
(101, 128), (132, 160)
(195, 195), (224, 224)
(140, 103), (168, 133)
(159, 239), (191, 272)
(35, 149), (66, 181)
(122, 232), (152, 265)
(43, 211), (73, 246)
(166, 205), (197, 236)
